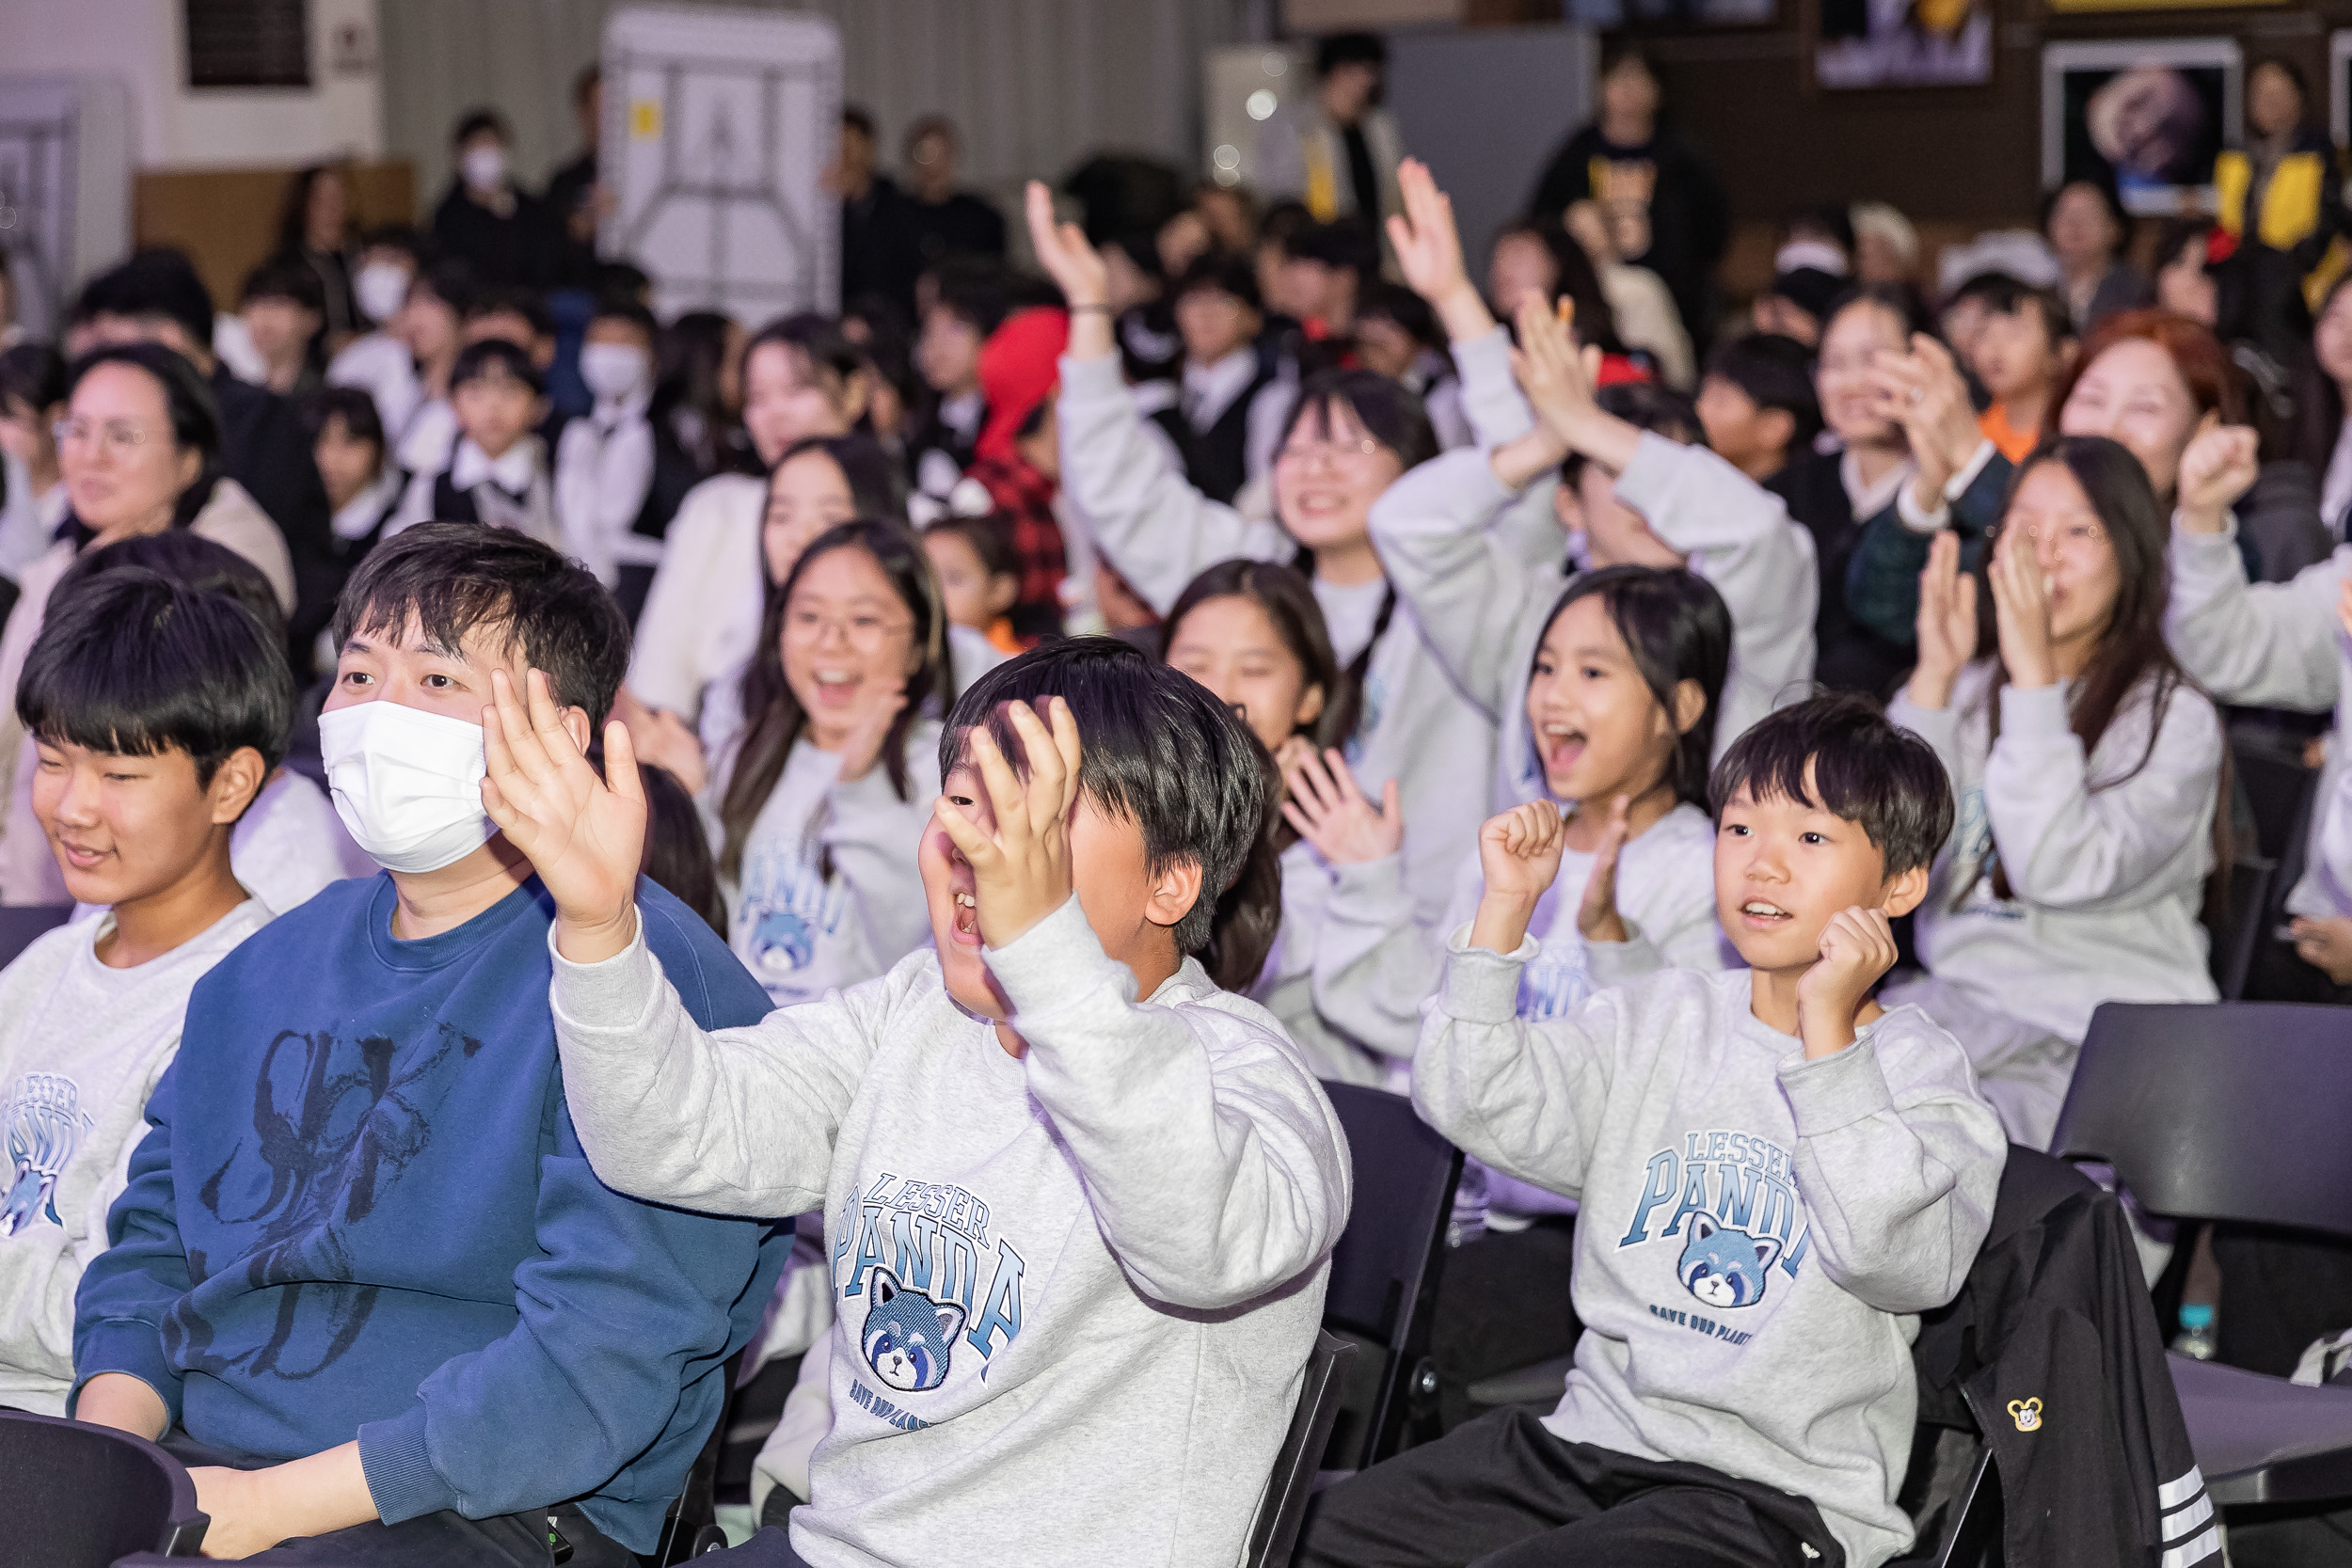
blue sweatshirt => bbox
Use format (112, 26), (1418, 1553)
(72, 874), (786, 1553)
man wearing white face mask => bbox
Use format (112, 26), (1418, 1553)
(71, 521), (786, 1563)
(556, 299), (699, 621)
(327, 228), (428, 443)
(430, 108), (558, 291)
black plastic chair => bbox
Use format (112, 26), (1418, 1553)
(2210, 855), (2274, 1001)
(2051, 1001), (2352, 1507)
(0, 902), (72, 968)
(1242, 1329), (1354, 1568)
(1318, 1082), (1462, 1472)
(0, 1409), (208, 1562)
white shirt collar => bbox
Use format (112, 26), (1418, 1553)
(1839, 447), (1913, 519)
(593, 387), (654, 430)
(452, 436), (540, 495)
(1182, 348), (1260, 433)
(330, 468), (405, 542)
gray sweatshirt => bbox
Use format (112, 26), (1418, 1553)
(706, 728), (942, 1007)
(1415, 942), (2005, 1568)
(1055, 349), (1495, 920)
(2166, 524), (2352, 916)
(1369, 337), (1818, 810)
(548, 895), (1350, 1568)
(1252, 840), (1422, 1085)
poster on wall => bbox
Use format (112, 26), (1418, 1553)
(601, 4), (841, 321)
(1814, 0), (1994, 89)
(2042, 40), (2240, 214)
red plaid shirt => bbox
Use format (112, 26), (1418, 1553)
(966, 453), (1066, 640)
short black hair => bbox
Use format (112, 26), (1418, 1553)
(573, 63), (601, 107)
(413, 258), (480, 320)
(69, 342), (223, 464)
(928, 259), (1014, 337)
(77, 249), (215, 352)
(240, 256), (326, 313)
(1316, 32), (1387, 75)
(464, 285), (555, 342)
(19, 567), (294, 787)
(450, 336), (544, 395)
(1286, 220), (1380, 281)
(453, 107), (511, 146)
(1704, 333), (1821, 451)
(306, 384), (387, 456)
(1171, 253), (1263, 313)
(0, 341), (68, 416)
(590, 295), (660, 340)
(55, 530), (286, 645)
(330, 520), (629, 725)
(941, 638), (1267, 954)
(1708, 692), (1954, 879)
(1356, 280), (1440, 352)
(1947, 272), (2075, 344)
(1562, 382), (1697, 489)
(2039, 175), (2127, 239)
(358, 222), (429, 264)
(842, 104), (877, 140)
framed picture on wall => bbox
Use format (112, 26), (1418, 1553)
(1813, 0), (1994, 88)
(2042, 39), (2241, 214)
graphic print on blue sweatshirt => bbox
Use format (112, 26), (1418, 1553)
(1616, 1127), (1814, 1347)
(833, 1170), (1026, 1431)
(735, 843), (850, 1003)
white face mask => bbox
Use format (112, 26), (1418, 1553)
(461, 144), (510, 194)
(318, 700), (498, 875)
(355, 261), (412, 326)
(580, 342), (652, 402)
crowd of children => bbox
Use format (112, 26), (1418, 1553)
(3, 58), (2347, 1568)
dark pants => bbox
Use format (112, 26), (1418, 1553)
(156, 1431), (636, 1567)
(1296, 1408), (1842, 1568)
(1429, 1219), (1581, 1432)
(700, 1526), (817, 1566)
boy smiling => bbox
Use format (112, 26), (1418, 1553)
(1301, 692), (2005, 1568)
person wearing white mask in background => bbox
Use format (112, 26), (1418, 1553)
(429, 108), (559, 291)
(555, 298), (700, 625)
(326, 228), (428, 443)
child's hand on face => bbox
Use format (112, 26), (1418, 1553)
(481, 669), (647, 963)
(1908, 531), (1979, 709)
(838, 678), (909, 783)
(1575, 794), (1634, 944)
(2174, 423), (2261, 534)
(1793, 906), (1899, 1059)
(1470, 800), (1565, 954)
(1280, 748), (1404, 866)
(1986, 524), (2058, 689)
(933, 698), (1083, 950)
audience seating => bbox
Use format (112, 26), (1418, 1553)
(2054, 1002), (2352, 1508)
(1243, 1329), (1354, 1568)
(1317, 1083), (1462, 1471)
(0, 1409), (208, 1563)
(650, 1348), (748, 1563)
(0, 903), (72, 969)
(2228, 732), (2321, 1000)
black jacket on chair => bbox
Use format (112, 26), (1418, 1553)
(1911, 1148), (2216, 1568)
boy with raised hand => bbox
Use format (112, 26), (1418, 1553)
(72, 522), (783, 1565)
(478, 637), (1349, 1568)
(0, 572), (283, 1417)
(1300, 693), (2004, 1568)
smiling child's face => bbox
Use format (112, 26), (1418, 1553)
(1712, 767), (1912, 975)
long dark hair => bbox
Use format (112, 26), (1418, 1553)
(759, 434), (906, 587)
(1978, 435), (2230, 904)
(1273, 371), (1434, 746)
(64, 343), (223, 534)
(718, 519), (952, 880)
(1492, 215), (1625, 356)
(2290, 271), (2352, 483)
(276, 164), (348, 256)
(1160, 562), (1344, 974)
(1531, 565), (1731, 809)
(1159, 560), (1346, 752)
(660, 309), (749, 475)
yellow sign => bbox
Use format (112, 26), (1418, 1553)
(631, 99), (662, 138)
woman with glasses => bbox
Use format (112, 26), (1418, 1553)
(1885, 436), (2227, 1148)
(1026, 182), (1499, 929)
(0, 342), (294, 902)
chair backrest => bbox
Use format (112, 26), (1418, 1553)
(2051, 1002), (2352, 1239)
(0, 1410), (207, 1562)
(2209, 857), (2272, 1001)
(1318, 1081), (1462, 1470)
(1933, 1449), (2003, 1568)
(0, 903), (72, 969)
(651, 1345), (747, 1567)
(1243, 1329), (1354, 1568)
(2230, 737), (2317, 866)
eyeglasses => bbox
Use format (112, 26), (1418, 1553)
(784, 609), (914, 650)
(53, 419), (156, 458)
(1276, 436), (1384, 468)
(2014, 516), (2109, 551)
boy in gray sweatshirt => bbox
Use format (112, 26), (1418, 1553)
(480, 638), (1350, 1568)
(1299, 695), (2004, 1568)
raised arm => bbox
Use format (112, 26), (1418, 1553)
(2169, 425), (2344, 709)
(1025, 182), (1286, 612)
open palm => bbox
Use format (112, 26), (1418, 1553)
(481, 668), (646, 940)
